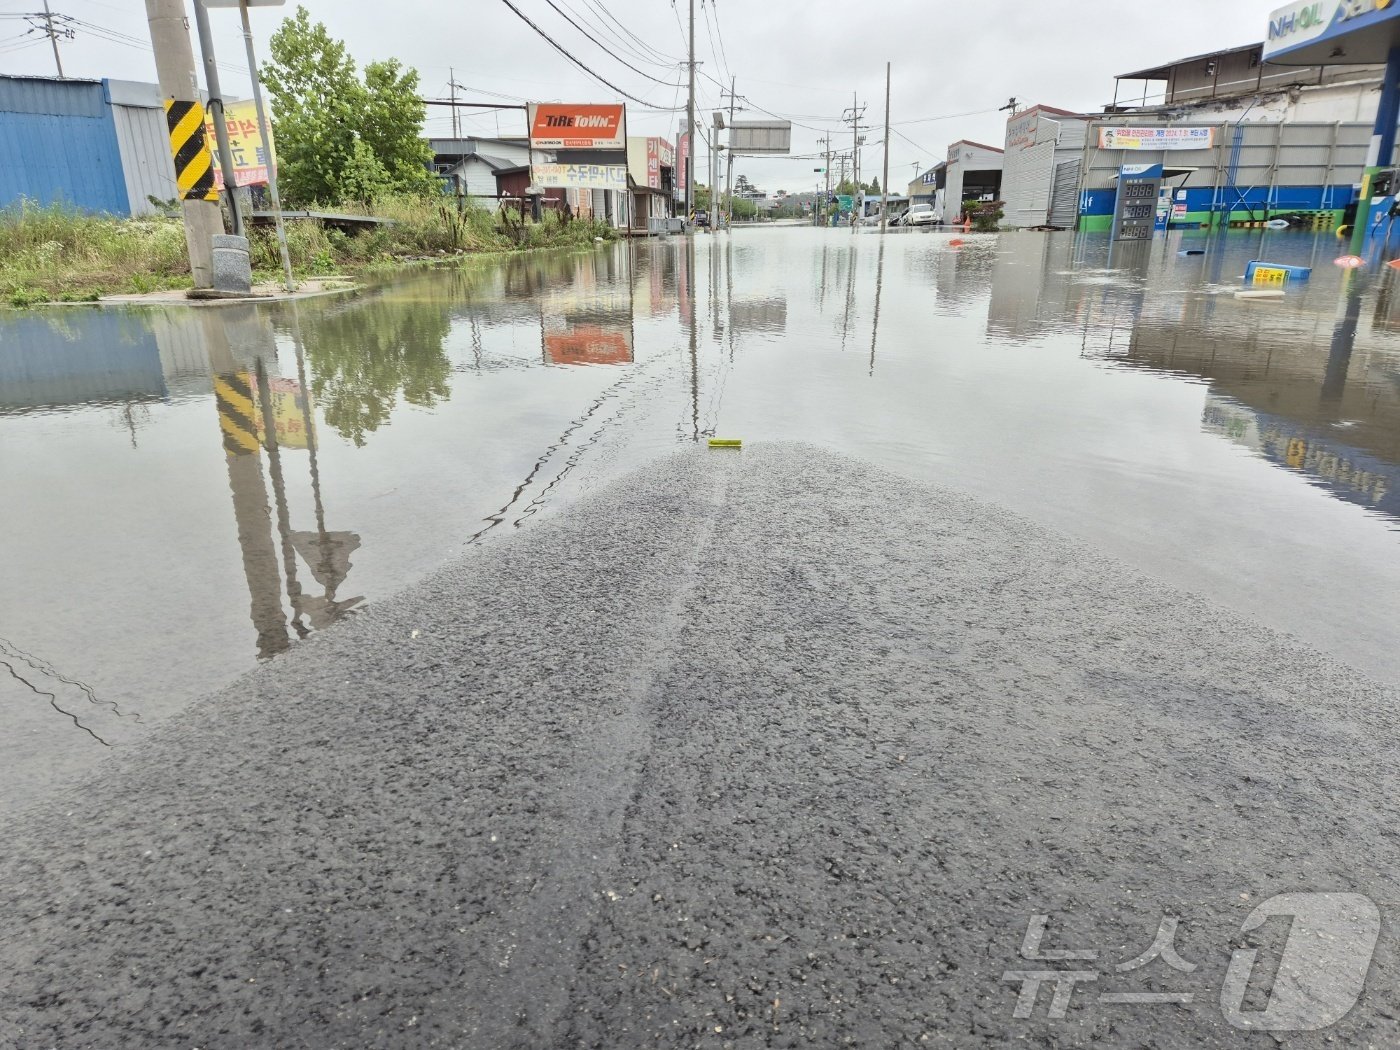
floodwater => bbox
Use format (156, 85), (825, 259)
(4, 226), (1400, 813)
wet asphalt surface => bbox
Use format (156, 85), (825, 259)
(3, 443), (1400, 1048)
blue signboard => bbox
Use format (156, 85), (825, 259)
(1264, 0), (1400, 64)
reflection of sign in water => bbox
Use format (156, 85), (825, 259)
(1203, 395), (1399, 517)
(545, 326), (631, 366)
(204, 99), (274, 189)
(1099, 126), (1214, 151)
(532, 163), (628, 190)
(728, 297), (787, 334)
(253, 376), (312, 449)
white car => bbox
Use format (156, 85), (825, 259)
(904, 204), (941, 228)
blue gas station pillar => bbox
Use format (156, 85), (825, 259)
(1351, 45), (1400, 254)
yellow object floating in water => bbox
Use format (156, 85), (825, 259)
(708, 438), (743, 449)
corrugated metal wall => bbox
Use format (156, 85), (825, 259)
(1002, 116), (1089, 228)
(1002, 117), (1059, 228)
(1080, 120), (1372, 200)
(107, 79), (179, 216)
(0, 76), (130, 215)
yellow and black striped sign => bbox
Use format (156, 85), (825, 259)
(215, 371), (260, 456)
(165, 98), (217, 202)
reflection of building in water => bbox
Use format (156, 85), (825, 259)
(1059, 247), (1400, 518)
(1202, 395), (1400, 518)
(984, 234), (1090, 342)
(539, 243), (635, 366)
(0, 313), (167, 412)
(726, 297), (787, 335)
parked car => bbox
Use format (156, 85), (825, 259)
(904, 204), (941, 228)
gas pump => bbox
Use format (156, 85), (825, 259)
(1112, 163), (1164, 241)
(1362, 167), (1400, 258)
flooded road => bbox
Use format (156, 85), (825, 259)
(4, 226), (1400, 812)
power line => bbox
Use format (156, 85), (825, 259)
(705, 0), (731, 84)
(538, 0), (678, 87)
(582, 0), (679, 68)
(496, 0), (672, 108)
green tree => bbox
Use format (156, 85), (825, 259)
(338, 137), (394, 206)
(359, 58), (437, 196)
(867, 176), (880, 194)
(263, 6), (436, 205)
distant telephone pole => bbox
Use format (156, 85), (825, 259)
(685, 0), (696, 215)
(722, 75), (744, 229)
(880, 62), (890, 232)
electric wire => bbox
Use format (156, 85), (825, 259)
(497, 0), (673, 108)
(538, 0), (678, 87)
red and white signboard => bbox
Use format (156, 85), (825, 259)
(528, 103), (626, 150)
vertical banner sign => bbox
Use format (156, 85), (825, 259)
(165, 99), (218, 202)
(203, 100), (275, 189)
(647, 137), (660, 189)
(677, 131), (690, 202)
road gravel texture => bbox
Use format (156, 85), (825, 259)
(3, 444), (1399, 1049)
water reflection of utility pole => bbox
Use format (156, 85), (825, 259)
(841, 241), (857, 352)
(288, 318), (363, 628)
(626, 238), (637, 363)
(819, 239), (831, 310)
(710, 232), (722, 344)
(725, 234), (736, 363)
(869, 237), (886, 376)
(198, 310), (290, 659)
(253, 353), (309, 640)
(686, 235), (699, 442)
(1322, 270), (1364, 406)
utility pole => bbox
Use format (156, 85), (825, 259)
(145, 0), (221, 290)
(852, 91), (859, 196)
(722, 76), (743, 230)
(842, 94), (866, 225)
(880, 62), (890, 232)
(686, 0), (696, 218)
(450, 68), (458, 139)
(40, 0), (64, 77)
(192, 0), (242, 236)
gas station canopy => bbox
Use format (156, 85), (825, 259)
(1263, 0), (1400, 66)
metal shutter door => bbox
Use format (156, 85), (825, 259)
(1049, 159), (1081, 228)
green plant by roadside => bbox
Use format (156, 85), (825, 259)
(963, 199), (1005, 232)
(1, 196), (618, 306)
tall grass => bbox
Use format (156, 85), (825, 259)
(0, 200), (190, 305)
(1, 195), (619, 306)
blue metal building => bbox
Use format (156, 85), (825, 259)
(0, 75), (181, 216)
(0, 76), (130, 214)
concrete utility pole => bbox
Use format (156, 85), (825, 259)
(686, 0), (696, 218)
(450, 68), (458, 139)
(192, 0), (242, 236)
(41, 0), (64, 77)
(880, 62), (890, 232)
(852, 91), (859, 195)
(145, 0), (221, 289)
(722, 76), (742, 229)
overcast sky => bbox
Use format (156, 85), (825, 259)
(2, 0), (1272, 192)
